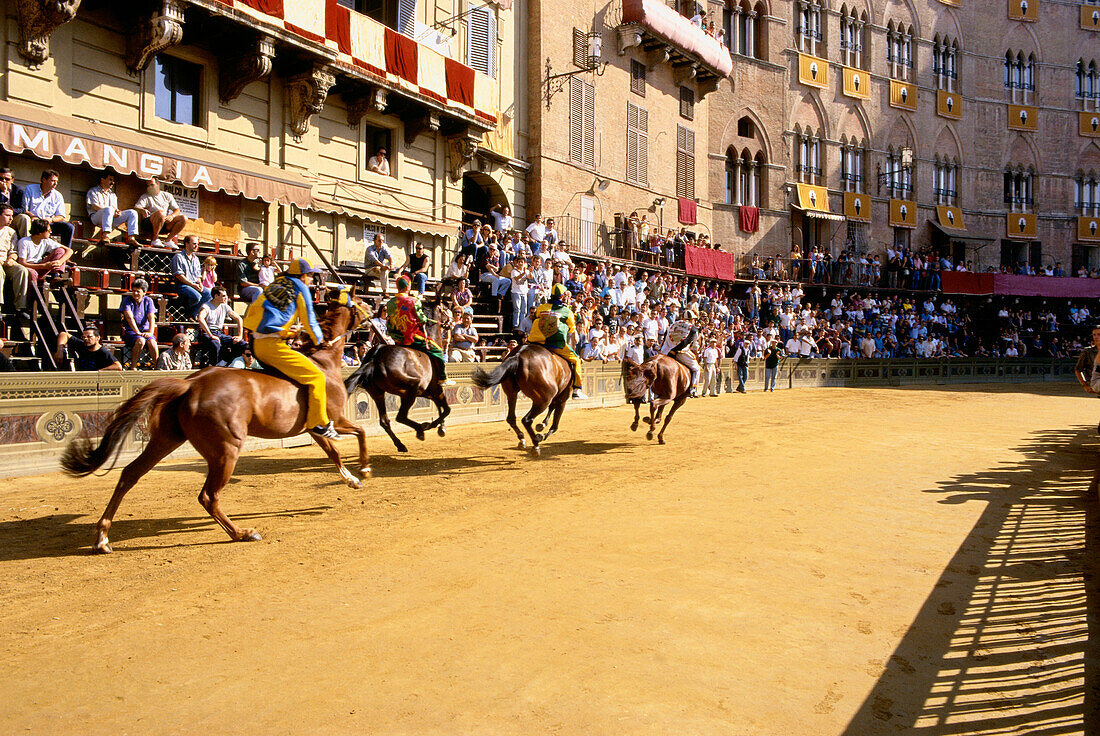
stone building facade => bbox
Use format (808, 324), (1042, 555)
(1, 0), (527, 276)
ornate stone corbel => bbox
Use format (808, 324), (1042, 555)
(447, 131), (481, 183)
(219, 35), (275, 104)
(616, 24), (643, 55)
(16, 0), (82, 69)
(346, 86), (389, 126)
(286, 63), (336, 141)
(126, 0), (185, 76)
(698, 76), (721, 98)
(404, 111), (440, 147)
(674, 62), (698, 85)
(646, 45), (671, 69)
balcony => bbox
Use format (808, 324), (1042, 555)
(616, 0), (733, 94)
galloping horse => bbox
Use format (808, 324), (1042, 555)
(622, 355), (692, 444)
(472, 343), (573, 457)
(62, 288), (370, 554)
(345, 300), (452, 453)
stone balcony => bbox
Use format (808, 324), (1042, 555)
(616, 0), (733, 95)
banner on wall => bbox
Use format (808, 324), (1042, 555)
(161, 183), (199, 220)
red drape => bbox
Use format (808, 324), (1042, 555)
(683, 244), (736, 280)
(942, 271), (1100, 297)
(235, 0), (283, 15)
(325, 0), (352, 55)
(445, 57), (475, 108)
(678, 197), (697, 224)
(385, 28), (419, 85)
(739, 205), (759, 233)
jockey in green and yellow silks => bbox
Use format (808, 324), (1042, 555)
(386, 275), (455, 386)
(527, 283), (588, 399)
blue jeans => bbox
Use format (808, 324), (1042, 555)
(764, 367), (777, 391)
(411, 272), (428, 293)
(176, 285), (210, 317)
(239, 285), (262, 303)
(511, 290), (529, 329)
(202, 332), (245, 365)
(481, 273), (511, 297)
(737, 363), (748, 391)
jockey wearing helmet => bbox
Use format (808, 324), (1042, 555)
(659, 308), (701, 398)
(243, 257), (339, 439)
(386, 274), (456, 386)
(528, 283), (588, 400)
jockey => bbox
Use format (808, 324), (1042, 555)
(386, 275), (456, 387)
(660, 308), (701, 398)
(243, 257), (340, 439)
(528, 283), (588, 400)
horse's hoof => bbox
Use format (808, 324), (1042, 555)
(437, 426), (446, 437)
(642, 417), (652, 425)
(345, 477), (362, 489)
(517, 439), (526, 450)
(630, 423), (638, 432)
(362, 467), (372, 479)
(396, 444), (408, 453)
(658, 437), (666, 445)
(646, 432), (654, 441)
(416, 431), (426, 441)
(237, 529), (262, 542)
(535, 423), (545, 433)
(528, 446), (541, 458)
(92, 540), (112, 554)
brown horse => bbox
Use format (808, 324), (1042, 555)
(471, 343), (572, 457)
(345, 300), (452, 453)
(622, 355), (692, 444)
(61, 288), (370, 554)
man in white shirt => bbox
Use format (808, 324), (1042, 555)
(621, 334), (645, 365)
(197, 286), (245, 365)
(859, 333), (876, 358)
(19, 169), (74, 246)
(701, 340), (721, 397)
(367, 147), (390, 176)
(17, 218), (72, 286)
(0, 204), (29, 311)
(135, 177), (188, 248)
(490, 204), (513, 232)
(86, 171), (139, 248)
(525, 214), (546, 244)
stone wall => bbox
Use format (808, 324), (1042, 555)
(0, 358), (1076, 478)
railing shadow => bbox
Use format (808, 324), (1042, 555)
(841, 425), (1100, 735)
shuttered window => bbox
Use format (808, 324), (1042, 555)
(679, 86), (694, 120)
(467, 6), (497, 77)
(631, 60), (646, 97)
(570, 78), (595, 167)
(396, 0), (416, 36)
(676, 125), (695, 199)
(626, 102), (648, 185)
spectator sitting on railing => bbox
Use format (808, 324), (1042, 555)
(544, 218), (560, 245)
(135, 177), (187, 249)
(197, 286), (245, 366)
(450, 277), (474, 315)
(17, 170), (74, 248)
(450, 312), (479, 363)
(55, 326), (121, 371)
(17, 217), (73, 288)
(157, 332), (193, 371)
(237, 244), (263, 303)
(525, 214), (546, 245)
(85, 171), (139, 251)
(364, 232), (394, 297)
(171, 235), (209, 318)
(0, 204), (29, 315)
(401, 241), (430, 294)
(120, 278), (158, 368)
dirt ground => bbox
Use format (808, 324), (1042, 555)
(2, 383), (1099, 735)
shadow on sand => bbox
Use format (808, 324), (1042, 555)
(841, 425), (1100, 735)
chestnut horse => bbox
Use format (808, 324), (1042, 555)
(471, 343), (572, 457)
(345, 301), (452, 453)
(622, 355), (692, 444)
(61, 288), (370, 554)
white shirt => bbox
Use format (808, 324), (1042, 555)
(367, 154), (390, 175)
(200, 302), (234, 333)
(135, 190), (180, 215)
(85, 185), (118, 214)
(621, 342), (644, 364)
(491, 211), (513, 231)
(17, 235), (59, 263)
(702, 346), (719, 365)
(525, 222), (546, 242)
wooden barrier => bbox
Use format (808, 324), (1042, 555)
(0, 357), (1077, 478)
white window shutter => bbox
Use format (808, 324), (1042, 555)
(638, 107), (648, 185)
(583, 81), (595, 167)
(467, 6), (496, 78)
(397, 0), (417, 37)
(570, 78), (583, 164)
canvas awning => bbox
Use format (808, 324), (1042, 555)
(929, 220), (995, 241)
(794, 206), (845, 222)
(309, 179), (456, 239)
(0, 101), (312, 206)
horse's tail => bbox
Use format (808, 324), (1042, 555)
(344, 345), (382, 394)
(471, 352), (520, 389)
(60, 378), (190, 477)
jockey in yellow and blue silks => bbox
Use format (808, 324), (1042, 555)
(527, 283), (588, 400)
(243, 257), (339, 439)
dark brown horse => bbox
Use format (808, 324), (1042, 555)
(471, 343), (572, 457)
(345, 301), (452, 453)
(622, 355), (692, 444)
(61, 288), (370, 554)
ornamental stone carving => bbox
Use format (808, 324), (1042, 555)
(16, 0), (83, 69)
(286, 64), (336, 141)
(404, 111), (440, 147)
(346, 86), (388, 127)
(447, 131), (481, 183)
(616, 24), (643, 55)
(219, 35), (275, 104)
(35, 409), (82, 445)
(126, 0), (185, 76)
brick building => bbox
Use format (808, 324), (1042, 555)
(531, 0), (1100, 274)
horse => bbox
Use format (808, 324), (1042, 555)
(61, 287), (371, 554)
(471, 343), (573, 457)
(344, 299), (453, 453)
(622, 354), (692, 444)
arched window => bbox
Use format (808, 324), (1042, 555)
(839, 6), (866, 69)
(933, 156), (959, 205)
(726, 0), (763, 58)
(1004, 50), (1036, 103)
(887, 22), (913, 81)
(1003, 167), (1034, 211)
(796, 0), (822, 56)
(1076, 172), (1099, 215)
(933, 35), (959, 92)
(840, 137), (866, 193)
(794, 126), (821, 185)
(1078, 60), (1099, 111)
(885, 145), (912, 198)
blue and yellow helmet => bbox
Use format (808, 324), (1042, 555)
(286, 257), (321, 276)
(551, 283), (568, 300)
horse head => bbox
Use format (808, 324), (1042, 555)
(622, 358), (657, 400)
(323, 285), (369, 340)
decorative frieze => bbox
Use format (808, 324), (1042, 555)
(15, 0), (83, 69)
